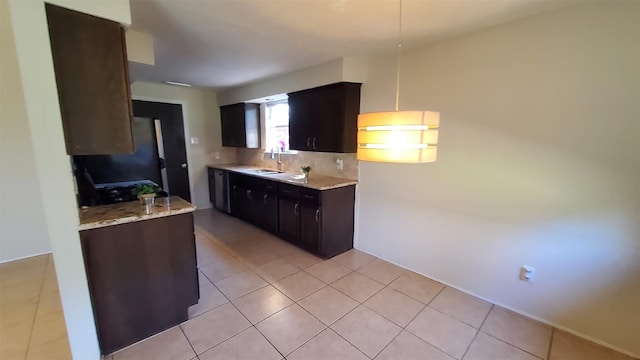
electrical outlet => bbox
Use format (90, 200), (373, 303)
(336, 158), (344, 170)
(520, 266), (535, 282)
(214, 152), (220, 160)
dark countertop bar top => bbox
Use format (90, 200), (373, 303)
(78, 196), (196, 231)
(208, 164), (357, 190)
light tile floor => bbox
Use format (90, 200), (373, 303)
(0, 253), (71, 360)
(1, 208), (635, 360)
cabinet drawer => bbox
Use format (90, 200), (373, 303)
(263, 181), (277, 193)
(300, 188), (321, 205)
(278, 183), (299, 198)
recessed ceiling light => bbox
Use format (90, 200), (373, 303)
(165, 81), (191, 87)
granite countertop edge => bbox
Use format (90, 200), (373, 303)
(208, 164), (358, 190)
(78, 196), (196, 231)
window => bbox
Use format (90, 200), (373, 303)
(265, 101), (290, 152)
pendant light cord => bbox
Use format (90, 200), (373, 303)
(395, 0), (403, 112)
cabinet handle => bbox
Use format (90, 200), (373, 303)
(307, 137), (311, 148)
(246, 190), (252, 199)
(233, 185), (237, 194)
(294, 203), (299, 216)
(304, 194), (314, 199)
(315, 209), (320, 223)
(263, 194), (268, 205)
(312, 137), (317, 149)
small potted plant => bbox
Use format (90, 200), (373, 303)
(301, 165), (311, 183)
(133, 183), (158, 208)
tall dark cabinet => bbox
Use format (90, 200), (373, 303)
(288, 82), (361, 153)
(220, 103), (260, 148)
(46, 4), (134, 155)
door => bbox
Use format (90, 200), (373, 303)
(132, 100), (191, 201)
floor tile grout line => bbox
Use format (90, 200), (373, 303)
(371, 328), (403, 359)
(251, 323), (289, 359)
(214, 261), (323, 359)
(546, 328), (555, 360)
(457, 302), (494, 360)
(397, 284), (471, 360)
(183, 277), (259, 358)
(479, 306), (552, 360)
(478, 330), (547, 360)
(22, 254), (51, 360)
(178, 325), (198, 358)
(322, 282), (408, 359)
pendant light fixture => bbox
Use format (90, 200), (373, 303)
(357, 0), (440, 163)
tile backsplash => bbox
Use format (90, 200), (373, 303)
(237, 149), (358, 180)
(206, 147), (238, 166)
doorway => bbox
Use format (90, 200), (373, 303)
(132, 100), (191, 202)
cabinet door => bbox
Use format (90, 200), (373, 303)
(220, 104), (246, 147)
(311, 86), (345, 152)
(230, 183), (243, 218)
(264, 192), (278, 234)
(300, 205), (321, 253)
(287, 82), (361, 153)
(46, 4), (134, 155)
(220, 103), (260, 148)
(288, 92), (315, 151)
(245, 188), (264, 228)
(207, 169), (215, 204)
(278, 197), (300, 244)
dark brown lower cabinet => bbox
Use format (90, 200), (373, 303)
(217, 169), (356, 259)
(299, 204), (320, 253)
(278, 185), (355, 258)
(80, 213), (198, 355)
(264, 191), (278, 233)
(278, 197), (300, 243)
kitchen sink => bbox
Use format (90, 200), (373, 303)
(272, 173), (306, 182)
(248, 169), (282, 175)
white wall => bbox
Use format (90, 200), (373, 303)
(0, 0), (50, 263)
(7, 1), (132, 359)
(131, 81), (236, 209)
(357, 2), (639, 356)
(217, 57), (368, 105)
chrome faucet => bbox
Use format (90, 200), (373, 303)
(270, 146), (283, 171)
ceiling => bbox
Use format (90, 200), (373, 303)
(128, 0), (578, 91)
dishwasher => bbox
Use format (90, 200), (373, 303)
(212, 169), (230, 213)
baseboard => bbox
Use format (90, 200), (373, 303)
(0, 251), (52, 264)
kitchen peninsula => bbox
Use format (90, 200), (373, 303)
(78, 197), (198, 355)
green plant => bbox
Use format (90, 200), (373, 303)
(133, 183), (158, 196)
(301, 165), (312, 173)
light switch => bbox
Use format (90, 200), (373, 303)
(190, 137), (199, 145)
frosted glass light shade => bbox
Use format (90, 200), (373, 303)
(357, 111), (440, 163)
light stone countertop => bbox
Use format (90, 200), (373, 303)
(78, 196), (196, 231)
(208, 164), (358, 190)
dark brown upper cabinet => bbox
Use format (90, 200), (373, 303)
(288, 82), (361, 153)
(46, 4), (134, 155)
(219, 103), (260, 148)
